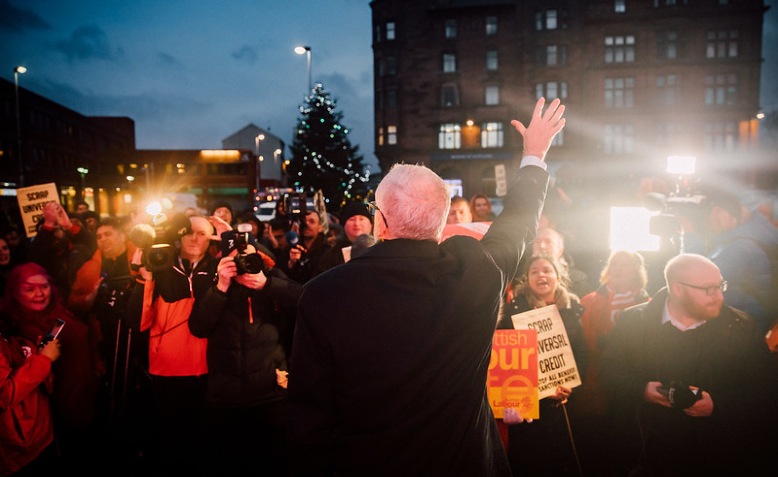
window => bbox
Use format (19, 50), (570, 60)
(486, 50), (498, 71)
(615, 0), (626, 13)
(385, 56), (397, 75)
(439, 123), (461, 149)
(706, 30), (738, 59)
(378, 127), (384, 146)
(604, 77), (635, 108)
(384, 89), (397, 109)
(605, 35), (635, 63)
(704, 74), (737, 106)
(445, 19), (457, 39)
(536, 45), (568, 66)
(535, 9), (558, 31)
(535, 81), (568, 100)
(704, 121), (736, 151)
(656, 74), (677, 106)
(486, 16), (498, 35)
(387, 125), (397, 145)
(481, 122), (504, 148)
(604, 124), (634, 154)
(658, 31), (678, 59)
(386, 22), (396, 41)
(441, 84), (459, 107)
(485, 85), (500, 105)
(443, 53), (457, 73)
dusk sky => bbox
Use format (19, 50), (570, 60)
(1, 0), (777, 177)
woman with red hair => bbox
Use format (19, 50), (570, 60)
(0, 263), (100, 473)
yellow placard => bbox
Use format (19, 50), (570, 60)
(16, 183), (60, 238)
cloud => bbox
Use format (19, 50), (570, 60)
(51, 24), (123, 62)
(0, 0), (51, 33)
(231, 45), (258, 63)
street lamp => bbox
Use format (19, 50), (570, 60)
(77, 167), (89, 200)
(255, 134), (265, 193)
(13, 66), (27, 187)
(295, 45), (312, 92)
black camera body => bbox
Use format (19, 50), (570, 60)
(283, 192), (307, 224)
(221, 223), (265, 275)
(144, 244), (176, 273)
(658, 381), (703, 409)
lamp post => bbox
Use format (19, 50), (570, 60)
(77, 167), (89, 200)
(295, 45), (312, 92)
(13, 66), (27, 187)
(255, 134), (265, 193)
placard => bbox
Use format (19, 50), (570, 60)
(511, 304), (582, 399)
(487, 329), (539, 420)
(16, 183), (60, 238)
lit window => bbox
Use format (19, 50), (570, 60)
(443, 53), (457, 73)
(604, 77), (635, 108)
(445, 19), (457, 39)
(486, 50), (498, 71)
(481, 122), (504, 148)
(378, 127), (384, 146)
(439, 123), (461, 149)
(605, 35), (635, 63)
(615, 0), (626, 13)
(486, 16), (498, 35)
(386, 22), (396, 40)
(387, 125), (397, 145)
(535, 9), (561, 31)
(485, 85), (500, 105)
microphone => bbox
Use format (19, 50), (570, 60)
(285, 230), (300, 247)
(351, 234), (375, 258)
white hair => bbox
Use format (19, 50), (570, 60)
(375, 163), (450, 240)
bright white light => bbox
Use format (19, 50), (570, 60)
(146, 201), (162, 216)
(666, 156), (696, 175)
(609, 207), (660, 252)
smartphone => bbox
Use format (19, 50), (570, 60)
(39, 318), (65, 349)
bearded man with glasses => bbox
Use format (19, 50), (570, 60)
(599, 253), (777, 477)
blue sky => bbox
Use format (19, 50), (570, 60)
(0, 0), (378, 169)
(1, 0), (777, 177)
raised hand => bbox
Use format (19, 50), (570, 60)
(510, 97), (566, 160)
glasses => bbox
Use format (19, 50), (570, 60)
(676, 281), (728, 296)
(368, 201), (389, 228)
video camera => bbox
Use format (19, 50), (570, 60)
(283, 192), (308, 224)
(220, 223), (266, 275)
(128, 214), (192, 273)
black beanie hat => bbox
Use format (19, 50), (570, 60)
(340, 202), (371, 224)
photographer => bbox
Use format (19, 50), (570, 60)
(127, 213), (217, 476)
(189, 225), (302, 476)
(279, 209), (329, 284)
(599, 254), (777, 476)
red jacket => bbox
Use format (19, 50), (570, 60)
(0, 334), (54, 477)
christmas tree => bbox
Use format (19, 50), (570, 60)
(288, 83), (370, 207)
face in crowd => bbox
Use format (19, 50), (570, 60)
(472, 196), (492, 220)
(667, 255), (725, 322)
(213, 206), (233, 225)
(526, 256), (559, 303)
(15, 272), (52, 312)
(0, 238), (11, 266)
(343, 215), (372, 243)
(180, 216), (213, 262)
(447, 199), (472, 224)
(302, 211), (323, 239)
(96, 225), (127, 260)
(533, 228), (563, 261)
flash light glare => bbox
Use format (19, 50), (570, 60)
(666, 156), (696, 175)
(146, 201), (162, 216)
(609, 207), (660, 252)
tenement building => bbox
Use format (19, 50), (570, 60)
(371, 0), (768, 198)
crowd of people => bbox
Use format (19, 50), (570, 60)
(1, 97), (777, 477)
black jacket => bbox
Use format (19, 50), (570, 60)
(189, 268), (301, 407)
(287, 165), (549, 477)
(599, 288), (777, 476)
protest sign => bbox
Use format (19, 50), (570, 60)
(487, 329), (539, 420)
(511, 304), (582, 399)
(16, 183), (60, 238)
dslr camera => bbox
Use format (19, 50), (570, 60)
(221, 223), (265, 275)
(658, 381), (703, 409)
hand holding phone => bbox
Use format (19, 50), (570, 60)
(39, 319), (65, 349)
